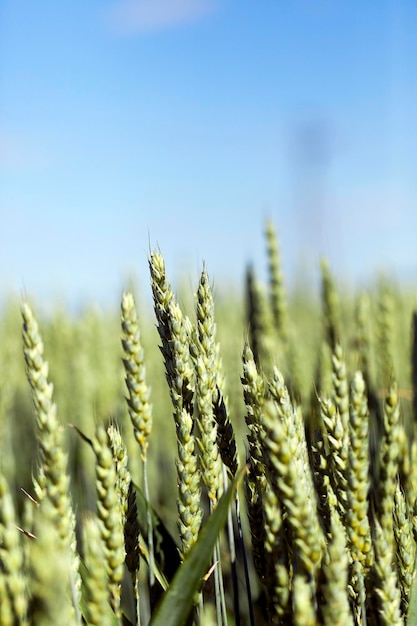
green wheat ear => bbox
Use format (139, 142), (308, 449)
(0, 472), (28, 625)
(149, 250), (202, 555)
(28, 499), (76, 625)
(371, 518), (403, 626)
(120, 290), (154, 595)
(377, 379), (402, 538)
(121, 291), (153, 461)
(319, 513), (354, 626)
(245, 263), (275, 371)
(320, 259), (341, 352)
(21, 302), (81, 609)
(82, 515), (115, 626)
(92, 425), (125, 617)
(262, 379), (325, 576)
(193, 269), (223, 505)
(265, 219), (288, 343)
(242, 342), (268, 585)
(376, 282), (395, 389)
(346, 371), (373, 571)
(393, 483), (415, 618)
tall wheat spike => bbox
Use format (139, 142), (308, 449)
(320, 397), (349, 522)
(242, 343), (267, 583)
(21, 302), (81, 611)
(82, 515), (115, 626)
(0, 472), (28, 625)
(319, 513), (354, 626)
(28, 499), (76, 625)
(371, 519), (404, 626)
(92, 425), (125, 617)
(149, 250), (202, 555)
(377, 380), (401, 539)
(346, 371), (373, 570)
(120, 291), (153, 592)
(265, 219), (288, 343)
(245, 263), (274, 371)
(376, 282), (395, 390)
(393, 483), (415, 618)
(320, 259), (341, 352)
(193, 269), (223, 505)
(121, 291), (153, 462)
(261, 389), (324, 577)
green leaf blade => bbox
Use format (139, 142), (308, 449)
(150, 467), (246, 626)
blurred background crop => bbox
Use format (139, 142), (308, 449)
(1, 0), (416, 310)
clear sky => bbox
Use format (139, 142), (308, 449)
(1, 0), (417, 310)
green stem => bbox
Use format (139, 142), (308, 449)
(235, 493), (255, 626)
(143, 456), (155, 588)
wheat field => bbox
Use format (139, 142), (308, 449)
(1, 221), (417, 625)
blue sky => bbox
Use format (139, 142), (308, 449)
(1, 0), (417, 310)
